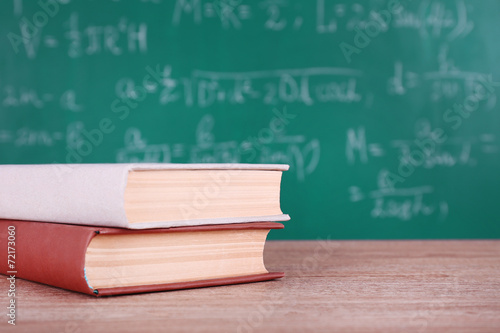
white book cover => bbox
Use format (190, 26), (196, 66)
(0, 163), (290, 229)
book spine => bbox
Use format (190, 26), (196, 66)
(0, 220), (97, 296)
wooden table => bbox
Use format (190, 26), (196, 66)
(1, 241), (500, 332)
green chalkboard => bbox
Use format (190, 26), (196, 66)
(1, 0), (500, 239)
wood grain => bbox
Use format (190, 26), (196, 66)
(1, 240), (500, 333)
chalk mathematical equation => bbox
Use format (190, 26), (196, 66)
(0, 128), (65, 147)
(115, 115), (320, 181)
(1, 85), (83, 111)
(345, 119), (499, 221)
(115, 66), (363, 108)
(8, 0), (475, 60)
(172, 0), (474, 38)
(9, 11), (147, 59)
(388, 47), (498, 107)
(0, 121), (93, 148)
(348, 170), (449, 221)
(346, 122), (498, 168)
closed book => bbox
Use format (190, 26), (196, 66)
(0, 219), (284, 296)
(0, 163), (289, 229)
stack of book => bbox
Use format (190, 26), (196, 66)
(0, 163), (289, 296)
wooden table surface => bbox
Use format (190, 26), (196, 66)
(1, 240), (500, 333)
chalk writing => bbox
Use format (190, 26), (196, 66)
(115, 115), (320, 181)
(115, 66), (363, 107)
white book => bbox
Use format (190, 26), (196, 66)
(0, 163), (289, 229)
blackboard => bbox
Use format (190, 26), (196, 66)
(1, 0), (499, 239)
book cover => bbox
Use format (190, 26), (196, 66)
(0, 219), (284, 297)
(0, 163), (290, 229)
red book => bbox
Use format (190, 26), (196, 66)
(0, 220), (284, 297)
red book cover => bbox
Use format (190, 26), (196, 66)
(0, 220), (284, 297)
